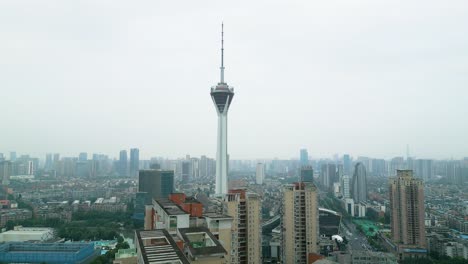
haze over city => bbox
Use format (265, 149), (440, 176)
(1, 1), (467, 160)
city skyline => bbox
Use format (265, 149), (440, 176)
(1, 1), (468, 160)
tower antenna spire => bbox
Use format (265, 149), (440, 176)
(220, 23), (225, 83)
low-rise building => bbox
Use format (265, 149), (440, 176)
(0, 226), (54, 242)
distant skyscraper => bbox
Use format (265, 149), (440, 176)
(139, 169), (174, 200)
(53, 153), (60, 169)
(0, 161), (12, 185)
(9, 152), (16, 162)
(351, 162), (367, 203)
(343, 154), (351, 176)
(130, 148), (140, 177)
(45, 153), (53, 170)
(199, 155), (208, 178)
(181, 161), (190, 182)
(320, 163), (337, 190)
(211, 24), (234, 195)
(224, 189), (262, 264)
(78, 152), (87, 162)
(119, 150), (128, 176)
(26, 160), (34, 175)
(301, 166), (314, 182)
(389, 170), (426, 255)
(256, 163), (265, 184)
(414, 159), (433, 181)
(300, 149), (309, 166)
(282, 182), (319, 263)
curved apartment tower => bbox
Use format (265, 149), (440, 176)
(211, 24), (234, 195)
(352, 162), (368, 203)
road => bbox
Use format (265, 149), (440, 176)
(342, 219), (372, 251)
(317, 188), (372, 251)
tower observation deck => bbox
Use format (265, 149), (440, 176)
(211, 24), (234, 195)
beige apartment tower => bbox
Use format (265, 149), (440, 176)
(282, 182), (319, 264)
(389, 170), (426, 251)
(224, 189), (262, 264)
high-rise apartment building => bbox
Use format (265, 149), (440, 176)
(139, 170), (174, 201)
(223, 189), (261, 264)
(389, 170), (426, 256)
(282, 182), (319, 263)
(256, 163), (265, 185)
(211, 24), (234, 196)
(119, 150), (128, 177)
(351, 162), (367, 203)
(130, 148), (139, 177)
(341, 175), (351, 199)
(300, 149), (309, 166)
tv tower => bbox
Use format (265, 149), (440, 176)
(211, 23), (234, 195)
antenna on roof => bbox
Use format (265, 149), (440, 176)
(220, 23), (225, 83)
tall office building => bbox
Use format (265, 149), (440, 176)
(351, 162), (367, 203)
(389, 170), (426, 255)
(119, 150), (128, 177)
(282, 182), (319, 263)
(130, 148), (140, 177)
(139, 170), (174, 201)
(211, 24), (234, 195)
(53, 153), (60, 169)
(300, 166), (314, 182)
(256, 163), (265, 185)
(300, 149), (309, 166)
(343, 154), (351, 176)
(223, 189), (261, 264)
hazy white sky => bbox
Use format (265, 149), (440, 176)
(1, 0), (467, 160)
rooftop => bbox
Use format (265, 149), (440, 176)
(155, 199), (189, 216)
(136, 230), (189, 264)
(178, 227), (226, 257)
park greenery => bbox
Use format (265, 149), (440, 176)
(6, 209), (141, 241)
